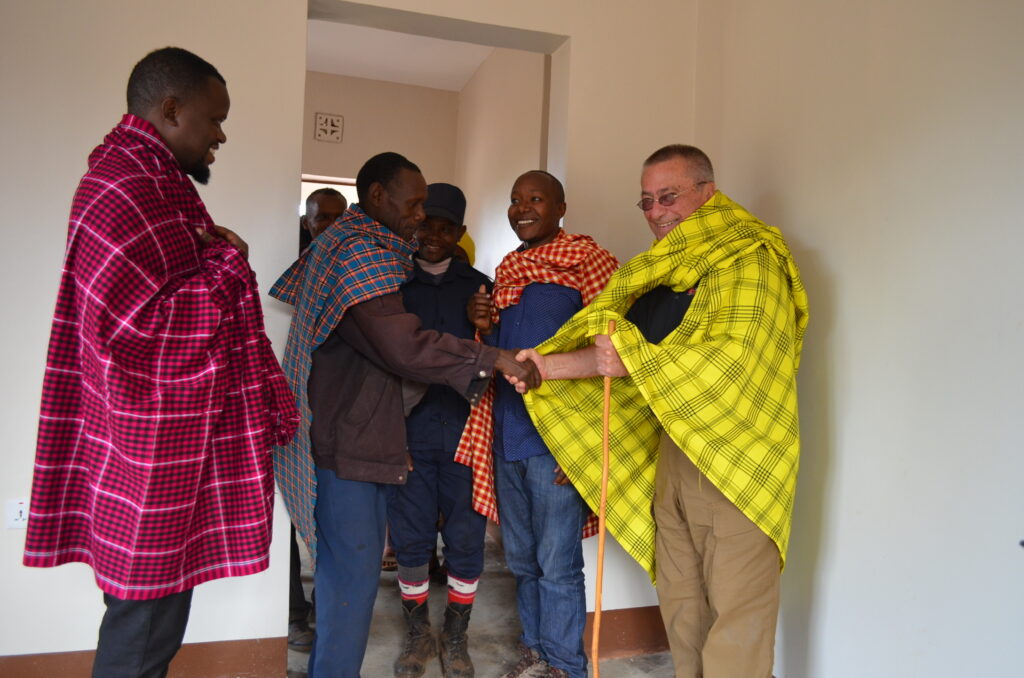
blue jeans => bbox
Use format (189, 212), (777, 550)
(309, 468), (388, 678)
(494, 452), (588, 678)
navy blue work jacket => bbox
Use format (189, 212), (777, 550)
(401, 259), (492, 453)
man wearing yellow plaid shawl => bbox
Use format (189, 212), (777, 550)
(513, 146), (808, 678)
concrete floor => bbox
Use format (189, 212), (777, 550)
(288, 533), (674, 677)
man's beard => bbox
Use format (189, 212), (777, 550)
(186, 161), (211, 185)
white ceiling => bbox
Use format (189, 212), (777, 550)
(306, 19), (494, 92)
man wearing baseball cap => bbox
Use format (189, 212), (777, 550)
(389, 183), (492, 678)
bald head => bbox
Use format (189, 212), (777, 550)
(516, 170), (565, 203)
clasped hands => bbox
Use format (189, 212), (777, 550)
(468, 285), (627, 394)
(504, 334), (626, 394)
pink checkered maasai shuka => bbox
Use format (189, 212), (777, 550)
(454, 230), (618, 537)
(23, 115), (299, 600)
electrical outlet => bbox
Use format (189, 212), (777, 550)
(6, 498), (29, 529)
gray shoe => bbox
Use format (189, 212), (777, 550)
(499, 644), (548, 678)
(287, 619), (314, 653)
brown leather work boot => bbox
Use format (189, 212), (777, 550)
(499, 643), (547, 678)
(438, 602), (474, 677)
(394, 599), (436, 677)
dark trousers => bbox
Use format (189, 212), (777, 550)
(92, 589), (193, 678)
(387, 446), (486, 580)
(290, 524), (313, 622)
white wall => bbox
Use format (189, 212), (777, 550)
(303, 70), (459, 183)
(5, 0), (1023, 674)
(454, 48), (546, 276)
(692, 1), (1024, 676)
(342, 0), (699, 258)
(326, 1), (1024, 674)
(0, 0), (306, 655)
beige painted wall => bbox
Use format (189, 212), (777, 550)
(5, 0), (1024, 674)
(343, 0), (700, 262)
(453, 48), (546, 276)
(320, 1), (1024, 674)
(0, 0), (306, 656)
(689, 2), (1024, 676)
(303, 70), (459, 182)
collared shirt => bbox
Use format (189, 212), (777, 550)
(23, 115), (298, 600)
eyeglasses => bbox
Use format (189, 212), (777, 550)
(636, 182), (709, 211)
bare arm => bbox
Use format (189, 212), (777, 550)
(508, 334), (628, 392)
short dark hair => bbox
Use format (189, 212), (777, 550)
(644, 144), (715, 183)
(356, 152), (421, 204)
(306, 187), (346, 213)
(520, 170), (565, 203)
(127, 47), (225, 115)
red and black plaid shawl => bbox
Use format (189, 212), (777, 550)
(455, 229), (618, 533)
(23, 115), (299, 600)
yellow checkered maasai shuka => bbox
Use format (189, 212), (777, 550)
(524, 191), (809, 582)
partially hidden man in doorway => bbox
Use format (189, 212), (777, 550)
(289, 185), (348, 654)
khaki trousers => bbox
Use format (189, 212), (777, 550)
(654, 435), (780, 678)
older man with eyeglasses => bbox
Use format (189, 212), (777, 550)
(509, 144), (809, 678)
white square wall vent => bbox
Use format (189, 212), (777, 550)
(315, 112), (344, 143)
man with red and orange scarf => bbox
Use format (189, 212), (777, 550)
(463, 171), (617, 678)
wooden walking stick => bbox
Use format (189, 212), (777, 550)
(592, 319), (615, 678)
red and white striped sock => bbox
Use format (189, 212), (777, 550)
(398, 576), (430, 605)
(447, 574), (479, 606)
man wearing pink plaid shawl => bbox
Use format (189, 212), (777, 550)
(23, 47), (298, 677)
